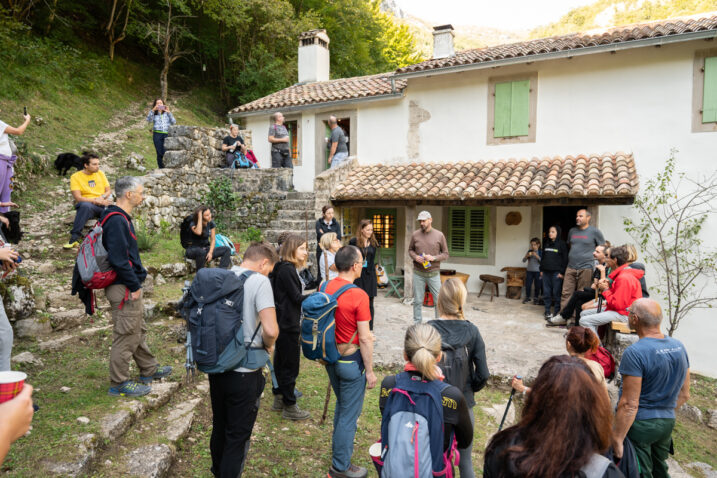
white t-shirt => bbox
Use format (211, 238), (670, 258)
(230, 266), (275, 372)
(0, 121), (12, 157)
(320, 250), (338, 282)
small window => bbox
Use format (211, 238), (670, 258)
(702, 56), (717, 123)
(342, 208), (352, 239)
(692, 50), (717, 132)
(487, 73), (537, 145)
(448, 207), (489, 258)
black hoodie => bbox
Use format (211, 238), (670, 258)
(100, 205), (146, 292)
(270, 260), (308, 333)
(427, 319), (490, 407)
(540, 226), (568, 274)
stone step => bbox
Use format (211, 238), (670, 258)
(277, 209), (319, 220)
(285, 191), (315, 200)
(281, 199), (315, 210)
(93, 382), (206, 478)
(262, 229), (318, 246)
(45, 381), (182, 476)
(267, 218), (316, 230)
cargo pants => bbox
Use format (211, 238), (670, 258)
(106, 284), (158, 387)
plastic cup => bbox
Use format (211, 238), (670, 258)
(369, 442), (381, 458)
(0, 371), (26, 404)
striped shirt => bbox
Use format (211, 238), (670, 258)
(145, 111), (176, 133)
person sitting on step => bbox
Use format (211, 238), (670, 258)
(185, 206), (232, 271)
(63, 152), (111, 249)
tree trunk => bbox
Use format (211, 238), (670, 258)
(45, 0), (58, 35)
(160, 65), (169, 103)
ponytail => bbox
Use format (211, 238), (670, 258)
(404, 324), (442, 381)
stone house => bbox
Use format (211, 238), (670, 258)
(228, 15), (717, 375)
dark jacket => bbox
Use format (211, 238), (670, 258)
(270, 260), (307, 333)
(540, 228), (568, 274)
(100, 206), (146, 292)
(427, 319), (490, 407)
(349, 237), (377, 297)
(484, 436), (625, 478)
(315, 217), (342, 244)
(380, 371), (473, 451)
(627, 262), (649, 298)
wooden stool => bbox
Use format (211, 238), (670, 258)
(478, 274), (504, 301)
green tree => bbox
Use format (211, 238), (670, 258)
(623, 151), (717, 335)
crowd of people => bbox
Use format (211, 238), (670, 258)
(0, 106), (696, 478)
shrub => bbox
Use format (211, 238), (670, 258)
(201, 176), (239, 230)
(134, 218), (158, 252)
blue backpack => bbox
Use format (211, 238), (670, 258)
(180, 268), (273, 376)
(373, 372), (459, 478)
(300, 280), (358, 364)
(214, 233), (236, 256)
(231, 152), (251, 169)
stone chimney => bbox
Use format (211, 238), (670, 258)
(298, 29), (330, 84)
(432, 24), (455, 59)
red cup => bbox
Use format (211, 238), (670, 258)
(0, 371), (27, 404)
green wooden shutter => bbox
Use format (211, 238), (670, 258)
(448, 208), (467, 256)
(467, 208), (489, 257)
(494, 80), (530, 137)
(510, 81), (530, 136)
(494, 82), (512, 137)
(703, 57), (717, 123)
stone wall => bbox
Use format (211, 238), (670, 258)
(162, 125), (253, 169)
(136, 165), (292, 230)
(313, 157), (358, 214)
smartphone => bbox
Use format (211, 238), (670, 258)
(23, 106), (27, 115)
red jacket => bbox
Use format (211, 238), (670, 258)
(603, 264), (644, 315)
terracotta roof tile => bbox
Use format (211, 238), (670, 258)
(229, 73), (406, 114)
(396, 13), (717, 74)
(331, 153), (638, 202)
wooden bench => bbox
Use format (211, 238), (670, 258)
(610, 321), (636, 334)
(478, 274), (504, 302)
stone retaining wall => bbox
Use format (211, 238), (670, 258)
(163, 125), (253, 169)
(136, 167), (292, 230)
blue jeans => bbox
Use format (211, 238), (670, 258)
(325, 359), (366, 471)
(525, 271), (541, 300)
(330, 151), (349, 169)
(153, 131), (167, 168)
(413, 271), (441, 324)
(542, 272), (563, 315)
(70, 202), (105, 243)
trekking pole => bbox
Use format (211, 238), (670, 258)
(319, 380), (332, 426)
(498, 375), (521, 432)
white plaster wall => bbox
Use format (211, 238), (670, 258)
(243, 116), (272, 169)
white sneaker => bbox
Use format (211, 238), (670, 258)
(548, 315), (567, 326)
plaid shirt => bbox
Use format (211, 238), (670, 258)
(146, 111), (176, 133)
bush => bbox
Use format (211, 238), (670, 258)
(244, 226), (263, 243)
(134, 218), (158, 252)
(201, 176), (239, 230)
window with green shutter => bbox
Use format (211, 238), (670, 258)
(703, 56), (717, 123)
(448, 207), (489, 258)
(493, 80), (530, 137)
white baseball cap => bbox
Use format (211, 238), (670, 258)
(417, 211), (432, 221)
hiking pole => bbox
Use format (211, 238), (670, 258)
(319, 380), (332, 426)
(498, 375), (521, 432)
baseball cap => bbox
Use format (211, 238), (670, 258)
(417, 211), (432, 221)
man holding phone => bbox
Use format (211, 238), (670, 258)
(0, 108), (31, 213)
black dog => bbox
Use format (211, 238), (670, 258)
(54, 153), (83, 176)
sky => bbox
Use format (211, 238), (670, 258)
(395, 0), (597, 30)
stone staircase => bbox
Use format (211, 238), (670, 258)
(262, 190), (319, 267)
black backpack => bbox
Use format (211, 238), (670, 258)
(180, 215), (195, 249)
(437, 343), (471, 390)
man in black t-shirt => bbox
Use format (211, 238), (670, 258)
(185, 207), (231, 270)
(221, 125), (246, 168)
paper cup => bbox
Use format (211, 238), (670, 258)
(369, 442), (381, 458)
(0, 371), (26, 404)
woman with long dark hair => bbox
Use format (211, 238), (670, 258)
(349, 219), (378, 330)
(484, 355), (622, 478)
(184, 205), (231, 271)
(145, 98), (176, 168)
(315, 205), (342, 264)
(270, 233), (310, 421)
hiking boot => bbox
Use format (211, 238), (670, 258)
(328, 464), (368, 478)
(139, 365), (173, 384)
(282, 403), (310, 421)
(108, 380), (151, 398)
(547, 315), (568, 326)
(63, 240), (80, 249)
(271, 394), (284, 411)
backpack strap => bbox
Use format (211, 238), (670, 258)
(580, 453), (611, 478)
(100, 211), (137, 240)
(331, 283), (357, 300)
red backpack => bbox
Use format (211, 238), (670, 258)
(587, 346), (616, 380)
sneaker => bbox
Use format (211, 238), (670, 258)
(522, 298), (530, 304)
(63, 240), (80, 249)
(543, 312), (552, 320)
(282, 403), (310, 421)
(532, 299), (540, 305)
(328, 464), (368, 478)
(271, 394), (284, 411)
(108, 380), (151, 397)
(139, 365), (173, 384)
(547, 315), (568, 326)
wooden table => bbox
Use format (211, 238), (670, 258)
(440, 272), (470, 285)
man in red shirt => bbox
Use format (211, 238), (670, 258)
(323, 245), (377, 478)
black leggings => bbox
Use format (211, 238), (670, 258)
(561, 287), (598, 321)
(272, 330), (300, 406)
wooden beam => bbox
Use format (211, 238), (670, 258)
(403, 203), (416, 305)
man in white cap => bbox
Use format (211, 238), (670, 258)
(408, 211), (449, 324)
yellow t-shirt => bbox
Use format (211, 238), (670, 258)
(70, 171), (110, 199)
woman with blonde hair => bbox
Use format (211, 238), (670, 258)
(349, 219), (379, 329)
(270, 233), (310, 420)
(378, 324), (472, 475)
(319, 232), (341, 283)
(428, 278), (489, 478)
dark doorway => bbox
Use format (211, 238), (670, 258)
(542, 206), (585, 242)
(322, 117), (351, 170)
